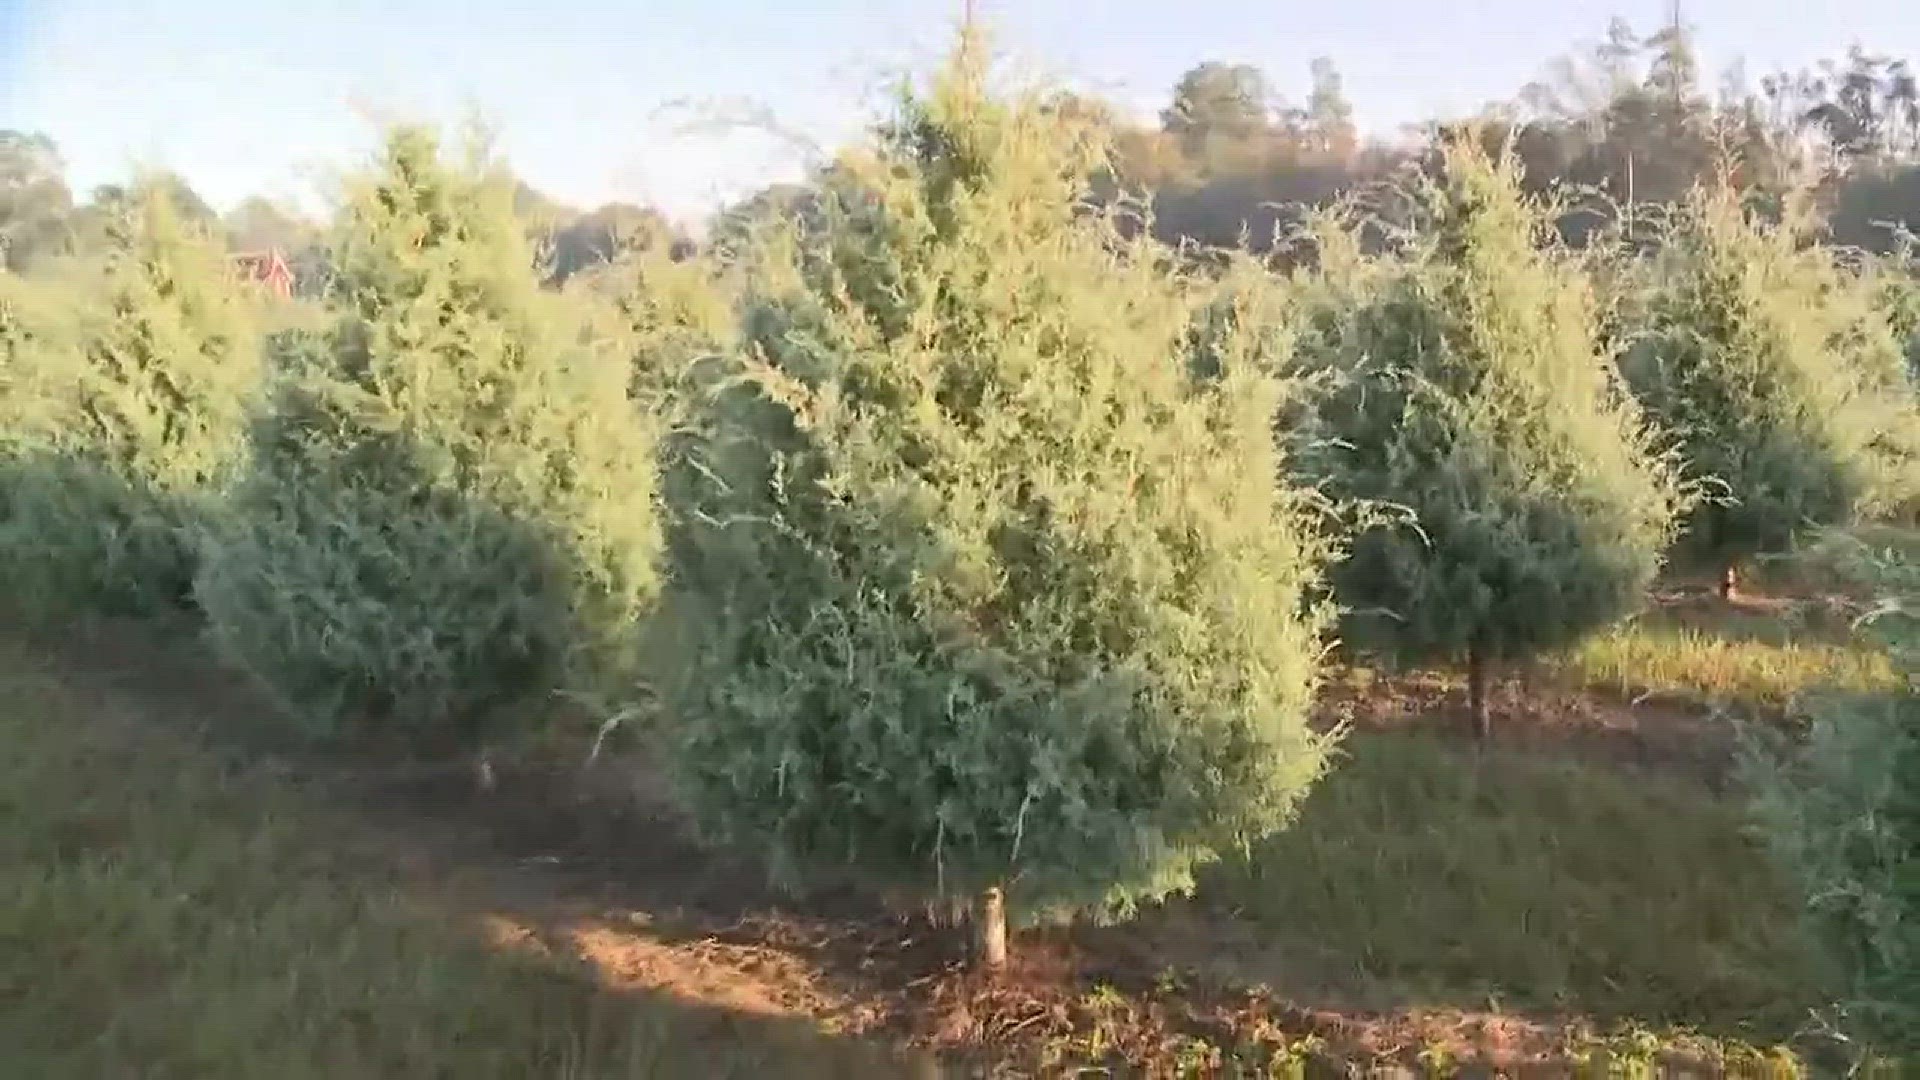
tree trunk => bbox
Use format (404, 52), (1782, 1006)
(472, 747), (497, 795)
(1467, 647), (1492, 742)
(974, 886), (1008, 971)
(1719, 563), (1738, 601)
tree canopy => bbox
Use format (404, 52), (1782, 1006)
(1289, 136), (1688, 734)
(663, 34), (1339, 935)
(195, 128), (666, 744)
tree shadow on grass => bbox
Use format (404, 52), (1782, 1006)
(0, 622), (938, 1079)
(1138, 730), (1831, 1039)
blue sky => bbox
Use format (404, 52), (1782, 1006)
(3, 1), (1917, 227)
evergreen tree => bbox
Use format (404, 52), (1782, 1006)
(663, 33), (1338, 964)
(561, 242), (736, 402)
(1863, 245), (1920, 379)
(0, 184), (261, 614)
(1291, 136), (1687, 737)
(195, 128), (664, 749)
(0, 270), (55, 431)
(1624, 180), (1920, 587)
(1743, 533), (1920, 1056)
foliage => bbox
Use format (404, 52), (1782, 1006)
(562, 242), (736, 403)
(194, 127), (664, 746)
(1622, 180), (1920, 565)
(662, 35), (1339, 927)
(1287, 136), (1687, 672)
(1743, 530), (1920, 1059)
(1161, 62), (1275, 150)
(544, 202), (686, 285)
(0, 269), (68, 441)
(1762, 45), (1920, 167)
(0, 131), (75, 271)
(1864, 248), (1920, 377)
(1831, 252), (1920, 520)
(0, 184), (261, 616)
(223, 195), (317, 254)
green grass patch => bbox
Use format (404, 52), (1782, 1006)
(1542, 526), (1920, 714)
(1199, 732), (1827, 1037)
(1551, 621), (1899, 712)
(0, 634), (914, 1079)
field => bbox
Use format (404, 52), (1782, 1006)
(10, 30), (1920, 1075)
(2, 544), (1886, 1078)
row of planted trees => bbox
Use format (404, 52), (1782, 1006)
(2, 34), (1917, 1010)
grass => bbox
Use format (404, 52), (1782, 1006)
(1196, 732), (1827, 1036)
(1552, 621), (1899, 711)
(1544, 552), (1904, 712)
(0, 633), (918, 1080)
(7, 529), (1911, 1075)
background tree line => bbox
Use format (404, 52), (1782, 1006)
(9, 15), (1920, 288)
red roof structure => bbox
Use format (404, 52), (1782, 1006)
(232, 249), (294, 300)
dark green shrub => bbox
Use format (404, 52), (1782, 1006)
(661, 36), (1339, 950)
(1290, 136), (1687, 735)
(194, 128), (664, 748)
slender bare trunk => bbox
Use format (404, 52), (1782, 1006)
(473, 747), (497, 795)
(974, 885), (1007, 971)
(1467, 647), (1491, 742)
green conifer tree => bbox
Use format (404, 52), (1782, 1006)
(0, 185), (261, 614)
(561, 242), (736, 402)
(195, 128), (664, 750)
(1625, 180), (1920, 591)
(1292, 136), (1687, 737)
(661, 34), (1339, 966)
(0, 271), (53, 431)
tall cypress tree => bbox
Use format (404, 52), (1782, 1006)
(662, 33), (1339, 964)
(1291, 136), (1687, 737)
(196, 128), (664, 749)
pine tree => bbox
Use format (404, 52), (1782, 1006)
(0, 185), (261, 614)
(194, 128), (664, 749)
(1291, 136), (1687, 737)
(662, 33), (1339, 964)
(1624, 179), (1920, 590)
